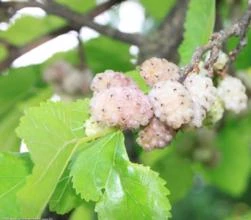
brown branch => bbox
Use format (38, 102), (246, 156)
(77, 33), (87, 70)
(138, 0), (189, 63)
(0, 0), (127, 72)
(0, 0), (142, 45)
(42, 0), (143, 45)
(180, 0), (251, 78)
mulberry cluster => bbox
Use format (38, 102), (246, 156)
(89, 55), (248, 151)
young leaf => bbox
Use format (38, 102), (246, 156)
(0, 153), (32, 218)
(71, 131), (171, 219)
(49, 167), (82, 215)
(179, 0), (216, 65)
(16, 100), (90, 217)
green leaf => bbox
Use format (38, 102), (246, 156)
(85, 37), (134, 73)
(71, 131), (171, 219)
(16, 100), (90, 217)
(70, 203), (94, 220)
(0, 16), (65, 46)
(56, 0), (95, 13)
(141, 145), (194, 203)
(152, 151), (193, 203)
(140, 0), (176, 20)
(179, 0), (216, 65)
(96, 163), (171, 220)
(0, 153), (33, 218)
(0, 109), (21, 152)
(203, 113), (251, 196)
(125, 70), (150, 93)
(49, 167), (82, 215)
(0, 67), (38, 117)
(0, 67), (50, 152)
(227, 30), (251, 70)
(71, 132), (128, 201)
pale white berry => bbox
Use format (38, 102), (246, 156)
(140, 57), (180, 86)
(90, 87), (153, 129)
(217, 76), (248, 113)
(44, 61), (72, 84)
(90, 70), (136, 93)
(62, 69), (92, 95)
(84, 117), (108, 136)
(184, 73), (217, 127)
(149, 80), (193, 129)
(203, 97), (224, 126)
(137, 117), (175, 151)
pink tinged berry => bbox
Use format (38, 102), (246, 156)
(140, 57), (180, 86)
(90, 70), (137, 93)
(184, 73), (217, 127)
(90, 87), (153, 129)
(217, 75), (248, 113)
(149, 80), (193, 129)
(137, 117), (175, 151)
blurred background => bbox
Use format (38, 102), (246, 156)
(1, 0), (251, 219)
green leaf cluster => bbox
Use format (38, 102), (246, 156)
(0, 100), (171, 219)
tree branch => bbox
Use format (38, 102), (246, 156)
(0, 0), (143, 45)
(180, 0), (251, 78)
(0, 0), (127, 72)
(138, 0), (189, 63)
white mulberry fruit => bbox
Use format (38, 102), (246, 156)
(90, 87), (153, 129)
(217, 75), (248, 113)
(184, 73), (217, 127)
(149, 80), (193, 129)
(90, 70), (136, 93)
(137, 117), (175, 151)
(140, 57), (180, 86)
